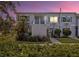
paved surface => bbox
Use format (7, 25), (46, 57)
(50, 38), (61, 44)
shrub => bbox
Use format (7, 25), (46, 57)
(54, 29), (61, 38)
(77, 36), (79, 38)
(16, 16), (30, 41)
(63, 29), (71, 37)
(28, 32), (32, 36)
(29, 36), (50, 42)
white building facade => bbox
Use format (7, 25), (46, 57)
(16, 12), (78, 37)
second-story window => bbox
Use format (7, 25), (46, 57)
(62, 16), (72, 22)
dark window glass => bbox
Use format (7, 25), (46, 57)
(40, 16), (44, 24)
(62, 17), (66, 22)
(35, 16), (39, 24)
(62, 16), (72, 22)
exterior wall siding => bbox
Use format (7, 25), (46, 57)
(78, 19), (79, 36)
(16, 12), (77, 37)
(32, 24), (48, 37)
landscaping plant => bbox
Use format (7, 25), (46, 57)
(63, 28), (71, 37)
(54, 28), (61, 38)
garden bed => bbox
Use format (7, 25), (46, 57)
(1, 34), (79, 56)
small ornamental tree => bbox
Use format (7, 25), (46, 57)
(54, 29), (61, 38)
(16, 16), (30, 41)
(63, 29), (71, 37)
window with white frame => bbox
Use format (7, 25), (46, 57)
(62, 16), (72, 22)
(34, 16), (46, 24)
(50, 16), (58, 23)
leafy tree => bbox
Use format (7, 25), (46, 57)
(0, 1), (20, 35)
(2, 17), (15, 34)
(16, 21), (25, 41)
(16, 16), (30, 41)
(63, 29), (71, 37)
(54, 28), (61, 38)
(0, 1), (20, 18)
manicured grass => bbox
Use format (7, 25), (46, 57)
(1, 33), (79, 56)
(59, 38), (79, 43)
(1, 42), (79, 57)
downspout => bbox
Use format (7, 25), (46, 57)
(59, 8), (62, 29)
(59, 8), (61, 37)
(76, 14), (78, 37)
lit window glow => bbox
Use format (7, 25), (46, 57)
(50, 16), (58, 23)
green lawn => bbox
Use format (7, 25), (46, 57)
(1, 33), (79, 56)
(59, 38), (79, 43)
(1, 42), (79, 57)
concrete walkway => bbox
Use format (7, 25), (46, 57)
(50, 38), (61, 44)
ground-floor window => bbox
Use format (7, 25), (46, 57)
(34, 16), (45, 24)
(49, 16), (58, 23)
(34, 16), (40, 24)
(62, 16), (72, 22)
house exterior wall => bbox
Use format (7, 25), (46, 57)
(32, 24), (48, 37)
(16, 12), (77, 37)
(78, 19), (79, 36)
(59, 14), (76, 37)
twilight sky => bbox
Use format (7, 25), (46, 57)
(16, 1), (79, 13)
(10, 1), (79, 20)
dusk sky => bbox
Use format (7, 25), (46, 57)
(16, 1), (79, 13)
(10, 1), (79, 20)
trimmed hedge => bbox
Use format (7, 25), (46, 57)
(0, 42), (79, 57)
(16, 35), (50, 42)
(29, 36), (50, 42)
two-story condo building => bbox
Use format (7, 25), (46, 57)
(16, 12), (79, 38)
